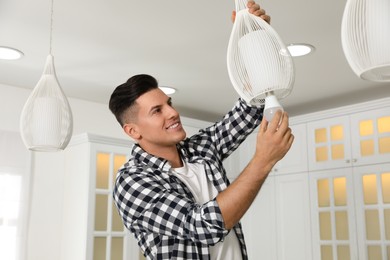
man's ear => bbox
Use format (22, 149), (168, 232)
(123, 123), (141, 140)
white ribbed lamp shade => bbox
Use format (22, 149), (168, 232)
(341, 0), (390, 81)
(227, 0), (294, 121)
(20, 54), (73, 151)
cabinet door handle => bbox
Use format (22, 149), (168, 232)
(352, 159), (357, 163)
(345, 159), (350, 163)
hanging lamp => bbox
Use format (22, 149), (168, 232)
(227, 0), (295, 121)
(341, 0), (390, 81)
(20, 0), (73, 151)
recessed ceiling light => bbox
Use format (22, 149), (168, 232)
(0, 46), (24, 60)
(159, 86), (176, 95)
(287, 44), (315, 57)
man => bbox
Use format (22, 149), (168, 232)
(109, 2), (294, 259)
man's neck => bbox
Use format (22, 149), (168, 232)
(140, 144), (183, 168)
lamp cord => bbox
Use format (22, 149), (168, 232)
(49, 0), (54, 54)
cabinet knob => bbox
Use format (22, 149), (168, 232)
(345, 159), (350, 163)
(353, 159), (357, 163)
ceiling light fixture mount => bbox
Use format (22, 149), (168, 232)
(287, 44), (315, 57)
(159, 86), (176, 95)
(0, 46), (24, 60)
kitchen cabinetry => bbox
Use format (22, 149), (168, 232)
(353, 163), (390, 260)
(309, 163), (390, 260)
(309, 168), (359, 260)
(61, 133), (139, 260)
(307, 103), (390, 260)
(239, 98), (390, 260)
(227, 123), (308, 178)
(307, 107), (390, 171)
(273, 123), (309, 174)
(350, 108), (390, 166)
(236, 124), (312, 260)
(241, 172), (312, 260)
(307, 115), (353, 171)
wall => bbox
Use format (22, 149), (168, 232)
(0, 83), (210, 260)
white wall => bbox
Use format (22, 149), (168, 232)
(0, 83), (210, 260)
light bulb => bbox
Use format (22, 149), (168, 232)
(264, 92), (283, 122)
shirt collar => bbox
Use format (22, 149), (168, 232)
(132, 143), (192, 172)
(131, 144), (167, 170)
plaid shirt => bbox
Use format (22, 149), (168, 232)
(113, 99), (263, 259)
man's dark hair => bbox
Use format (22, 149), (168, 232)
(109, 74), (158, 126)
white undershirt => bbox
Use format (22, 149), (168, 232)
(173, 161), (242, 260)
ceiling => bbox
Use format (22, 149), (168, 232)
(1, 0), (389, 122)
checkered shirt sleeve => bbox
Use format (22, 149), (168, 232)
(199, 98), (263, 160)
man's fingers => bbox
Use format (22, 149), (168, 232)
(233, 1), (271, 24)
(267, 110), (283, 132)
(259, 114), (269, 133)
(260, 14), (271, 24)
(247, 1), (256, 8)
(231, 11), (236, 22)
(247, 1), (271, 24)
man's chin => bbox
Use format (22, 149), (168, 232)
(177, 132), (187, 142)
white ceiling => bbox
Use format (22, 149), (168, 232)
(1, 0), (389, 122)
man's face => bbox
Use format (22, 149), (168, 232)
(130, 88), (186, 152)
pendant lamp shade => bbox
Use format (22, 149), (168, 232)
(341, 0), (390, 81)
(20, 54), (73, 151)
(227, 0), (294, 120)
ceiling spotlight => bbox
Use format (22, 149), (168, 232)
(287, 44), (315, 57)
(0, 46), (24, 60)
(159, 86), (176, 95)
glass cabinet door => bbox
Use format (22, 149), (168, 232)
(350, 108), (390, 166)
(354, 163), (390, 260)
(91, 145), (139, 260)
(307, 116), (352, 171)
(310, 168), (358, 260)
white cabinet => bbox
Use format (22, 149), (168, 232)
(242, 172), (312, 260)
(275, 173), (312, 260)
(307, 107), (390, 171)
(309, 163), (390, 260)
(61, 133), (139, 260)
(224, 129), (257, 180)
(229, 123), (312, 259)
(307, 115), (353, 171)
(350, 108), (390, 166)
(230, 123), (308, 177)
(309, 168), (359, 260)
(353, 163), (390, 260)
(273, 123), (308, 174)
(241, 176), (277, 260)
(238, 131), (257, 173)
(223, 146), (241, 181)
(237, 99), (390, 260)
